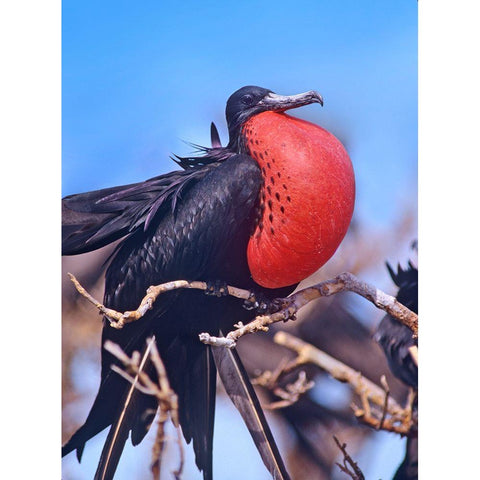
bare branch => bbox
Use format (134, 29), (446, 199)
(352, 402), (415, 437)
(272, 332), (417, 436)
(377, 375), (390, 430)
(68, 271), (417, 345)
(273, 332), (404, 416)
(253, 370), (315, 410)
(69, 271), (417, 434)
(104, 339), (184, 479)
(68, 273), (250, 329)
(204, 272), (417, 345)
(198, 333), (236, 348)
(333, 436), (365, 480)
(409, 345), (419, 366)
(250, 331), (417, 438)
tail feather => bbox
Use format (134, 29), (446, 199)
(212, 344), (291, 480)
(162, 336), (216, 480)
(62, 378), (123, 462)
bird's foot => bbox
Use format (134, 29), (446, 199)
(205, 280), (229, 298)
(243, 292), (285, 315)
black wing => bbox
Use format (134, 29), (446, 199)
(62, 166), (216, 255)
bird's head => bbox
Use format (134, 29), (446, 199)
(226, 86), (323, 151)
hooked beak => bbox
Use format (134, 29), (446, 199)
(258, 90), (324, 112)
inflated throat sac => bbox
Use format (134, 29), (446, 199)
(244, 111), (355, 288)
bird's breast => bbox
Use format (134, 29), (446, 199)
(243, 111), (355, 288)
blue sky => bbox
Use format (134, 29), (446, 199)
(62, 1), (417, 478)
(62, 0), (417, 230)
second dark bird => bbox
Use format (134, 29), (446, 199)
(375, 260), (418, 480)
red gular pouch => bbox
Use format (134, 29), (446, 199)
(244, 111), (355, 288)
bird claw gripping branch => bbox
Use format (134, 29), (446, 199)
(243, 292), (287, 315)
(205, 280), (230, 297)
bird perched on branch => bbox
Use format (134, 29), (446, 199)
(62, 86), (355, 479)
(375, 261), (418, 389)
(375, 260), (418, 480)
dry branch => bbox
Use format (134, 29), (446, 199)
(271, 332), (416, 436)
(273, 332), (403, 415)
(202, 272), (417, 345)
(68, 272), (417, 346)
(377, 375), (390, 430)
(253, 369), (315, 410)
(68, 271), (417, 436)
(104, 339), (184, 479)
(333, 436), (365, 480)
(68, 273), (250, 329)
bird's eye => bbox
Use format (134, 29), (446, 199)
(241, 94), (254, 105)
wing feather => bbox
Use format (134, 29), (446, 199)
(62, 166), (215, 255)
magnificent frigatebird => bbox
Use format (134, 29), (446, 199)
(62, 86), (355, 479)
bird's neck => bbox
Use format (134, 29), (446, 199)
(227, 130), (248, 155)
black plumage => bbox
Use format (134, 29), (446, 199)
(374, 261), (418, 389)
(374, 260), (418, 480)
(62, 86), (323, 480)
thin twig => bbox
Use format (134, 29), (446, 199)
(333, 436), (365, 480)
(104, 339), (184, 479)
(253, 370), (315, 410)
(377, 375), (390, 430)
